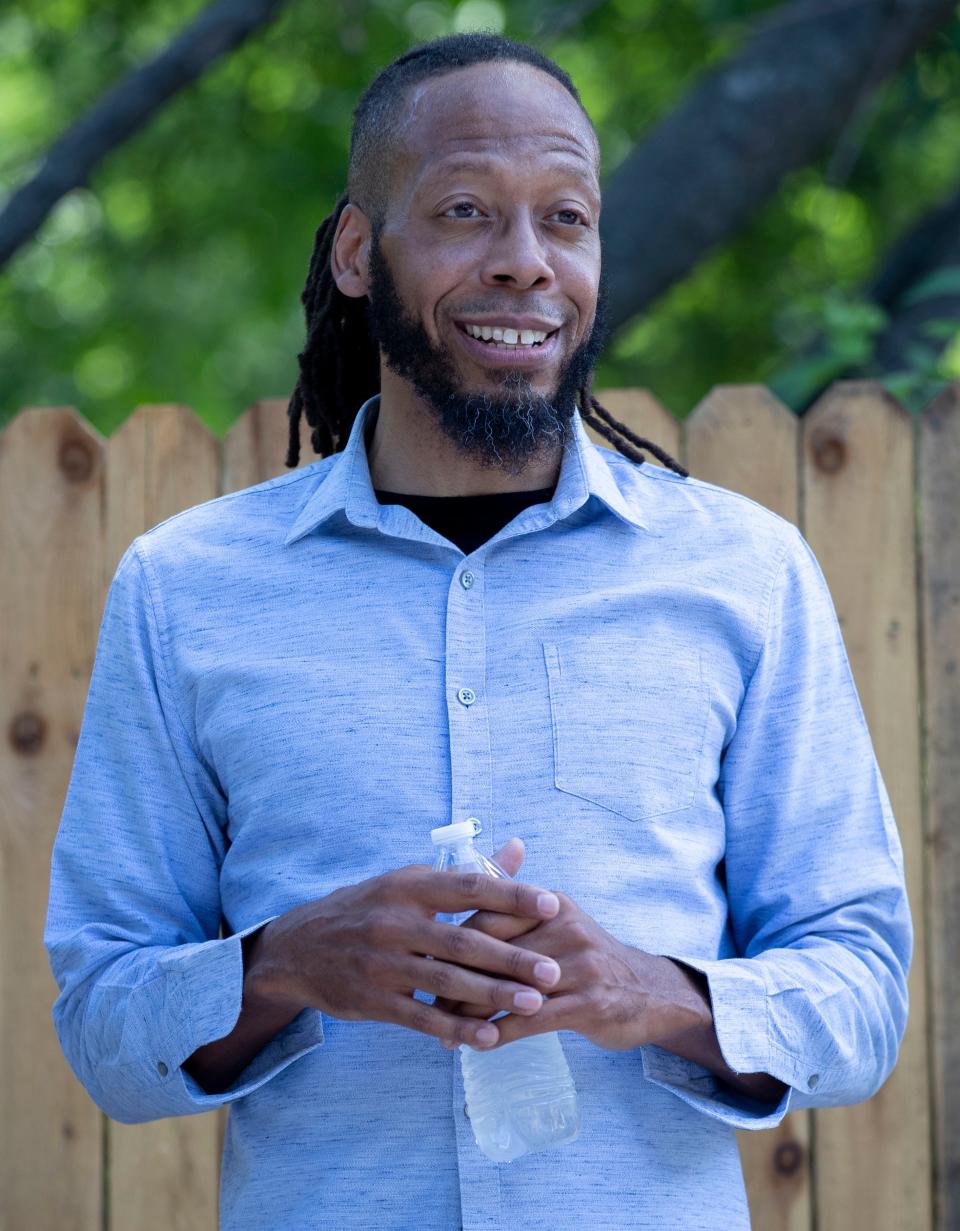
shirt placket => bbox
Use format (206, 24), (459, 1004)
(444, 555), (502, 1231)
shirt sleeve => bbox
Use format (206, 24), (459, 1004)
(44, 541), (325, 1125)
(640, 524), (913, 1130)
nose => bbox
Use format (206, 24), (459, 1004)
(479, 211), (555, 291)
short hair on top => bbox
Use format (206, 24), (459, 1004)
(284, 30), (688, 478)
(347, 32), (594, 228)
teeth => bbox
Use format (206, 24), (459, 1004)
(464, 324), (549, 346)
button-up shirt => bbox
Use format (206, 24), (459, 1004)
(45, 394), (912, 1230)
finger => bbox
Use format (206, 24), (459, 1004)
(409, 955), (547, 1018)
(387, 993), (501, 1049)
(468, 994), (573, 1050)
(445, 997), (523, 1019)
(422, 869), (560, 921)
(491, 836), (525, 878)
(456, 909), (542, 943)
(414, 918), (562, 993)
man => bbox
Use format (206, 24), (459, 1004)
(45, 31), (911, 1231)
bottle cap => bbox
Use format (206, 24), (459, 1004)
(430, 818), (482, 846)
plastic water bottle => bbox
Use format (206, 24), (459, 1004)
(430, 818), (581, 1163)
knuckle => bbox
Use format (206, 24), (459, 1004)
(409, 1007), (433, 1036)
(490, 980), (510, 1007)
(446, 927), (473, 961)
(457, 871), (485, 898)
(512, 883), (531, 913)
(505, 946), (525, 978)
(431, 964), (454, 995)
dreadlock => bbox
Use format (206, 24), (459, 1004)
(285, 32), (688, 479)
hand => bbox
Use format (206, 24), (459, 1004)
(243, 843), (564, 1051)
(435, 877), (698, 1053)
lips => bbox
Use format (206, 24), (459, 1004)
(453, 321), (562, 369)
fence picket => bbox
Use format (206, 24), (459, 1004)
(919, 384), (960, 1231)
(104, 405), (222, 1231)
(1, 383), (949, 1228)
(0, 408), (106, 1230)
(223, 397), (317, 493)
(801, 382), (931, 1231)
(687, 385), (812, 1231)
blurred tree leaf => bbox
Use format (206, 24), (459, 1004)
(1, 0), (959, 436)
(901, 263), (960, 306)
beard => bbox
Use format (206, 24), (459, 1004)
(362, 228), (610, 476)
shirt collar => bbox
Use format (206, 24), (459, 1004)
(283, 394), (652, 547)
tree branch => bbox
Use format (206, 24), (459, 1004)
(600, 0), (959, 335)
(0, 0), (291, 270)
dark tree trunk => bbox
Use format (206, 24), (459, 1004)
(600, 0), (959, 335)
(0, 0), (290, 268)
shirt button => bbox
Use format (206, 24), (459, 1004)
(807, 1073), (819, 1090)
(157, 1061), (169, 1077)
(460, 570), (475, 589)
(457, 688), (476, 706)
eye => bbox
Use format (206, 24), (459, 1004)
(550, 209), (587, 226)
(443, 201), (482, 219)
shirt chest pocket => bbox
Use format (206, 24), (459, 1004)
(542, 639), (709, 823)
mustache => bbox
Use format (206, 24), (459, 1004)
(449, 306), (568, 329)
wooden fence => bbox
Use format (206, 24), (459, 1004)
(1, 381), (957, 1231)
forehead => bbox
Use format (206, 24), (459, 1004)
(394, 62), (600, 200)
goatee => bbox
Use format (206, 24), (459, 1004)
(363, 229), (609, 476)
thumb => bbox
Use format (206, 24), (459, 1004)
(492, 836), (525, 878)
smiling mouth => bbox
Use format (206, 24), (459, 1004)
(454, 322), (560, 350)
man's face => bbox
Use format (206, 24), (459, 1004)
(363, 62), (606, 476)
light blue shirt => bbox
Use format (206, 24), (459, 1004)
(45, 394), (911, 1230)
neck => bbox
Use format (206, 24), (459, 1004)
(365, 370), (564, 497)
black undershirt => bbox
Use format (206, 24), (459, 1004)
(374, 485), (556, 555)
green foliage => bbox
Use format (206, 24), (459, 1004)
(901, 264), (960, 307)
(879, 316), (960, 412)
(768, 289), (889, 409)
(1, 1), (959, 436)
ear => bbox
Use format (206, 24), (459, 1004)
(331, 202), (372, 299)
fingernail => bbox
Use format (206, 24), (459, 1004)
(537, 892), (559, 915)
(514, 990), (542, 1011)
(475, 1024), (498, 1045)
(535, 960), (560, 985)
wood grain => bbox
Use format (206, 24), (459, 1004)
(105, 405), (222, 1231)
(0, 408), (106, 1230)
(3, 384), (948, 1226)
(919, 382), (960, 1231)
(687, 385), (812, 1231)
(802, 383), (931, 1231)
(222, 397), (316, 494)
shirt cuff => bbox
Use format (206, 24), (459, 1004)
(154, 916), (325, 1115)
(638, 954), (809, 1131)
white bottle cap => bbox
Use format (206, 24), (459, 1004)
(430, 817), (482, 846)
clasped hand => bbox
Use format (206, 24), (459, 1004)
(434, 837), (679, 1053)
